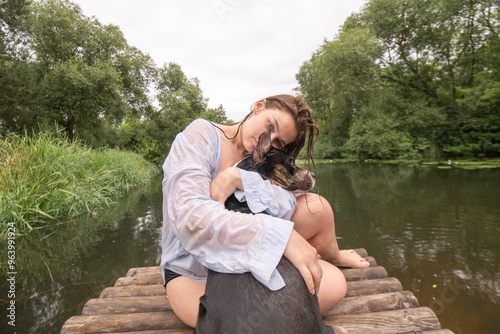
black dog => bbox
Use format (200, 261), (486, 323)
(194, 130), (339, 334)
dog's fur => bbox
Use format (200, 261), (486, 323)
(194, 130), (335, 334)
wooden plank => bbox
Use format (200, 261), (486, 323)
(346, 277), (403, 297)
(341, 266), (388, 281)
(122, 248), (372, 279)
(323, 307), (441, 334)
(126, 266), (161, 277)
(354, 248), (368, 257)
(115, 275), (163, 287)
(101, 277), (402, 298)
(60, 312), (189, 334)
(93, 327), (348, 334)
(82, 296), (171, 315)
(115, 265), (388, 287)
(100, 285), (165, 298)
(324, 291), (419, 317)
(86, 291), (416, 317)
(95, 330), (193, 334)
(61, 246), (454, 334)
(95, 330), (194, 334)
(64, 307), (442, 334)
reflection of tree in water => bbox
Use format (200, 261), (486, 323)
(318, 163), (500, 310)
(0, 175), (163, 333)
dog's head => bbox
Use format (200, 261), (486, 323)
(236, 130), (315, 192)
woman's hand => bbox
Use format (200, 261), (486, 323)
(210, 167), (243, 204)
(283, 229), (322, 295)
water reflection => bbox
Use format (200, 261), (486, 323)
(316, 164), (500, 334)
(1, 165), (499, 334)
(0, 174), (164, 333)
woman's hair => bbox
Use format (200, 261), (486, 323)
(261, 94), (319, 163)
(218, 94), (319, 169)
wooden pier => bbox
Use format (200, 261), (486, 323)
(61, 249), (454, 333)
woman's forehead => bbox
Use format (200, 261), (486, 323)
(269, 109), (298, 143)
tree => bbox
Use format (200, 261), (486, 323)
(297, 0), (500, 159)
(118, 62), (223, 165)
(297, 27), (384, 158)
(0, 0), (155, 145)
(0, 0), (33, 134)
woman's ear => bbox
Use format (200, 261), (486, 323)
(253, 129), (272, 164)
(252, 99), (267, 114)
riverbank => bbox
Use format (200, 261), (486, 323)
(0, 131), (157, 237)
(306, 158), (500, 169)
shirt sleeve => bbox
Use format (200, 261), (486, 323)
(234, 169), (298, 220)
(162, 119), (294, 290)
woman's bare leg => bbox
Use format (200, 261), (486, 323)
(166, 276), (205, 328)
(316, 259), (347, 313)
(166, 193), (367, 326)
(291, 193), (369, 312)
(291, 193), (370, 268)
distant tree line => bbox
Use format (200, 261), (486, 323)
(2, 0), (498, 163)
(297, 0), (499, 159)
(0, 0), (228, 165)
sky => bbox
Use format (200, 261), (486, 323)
(72, 0), (367, 121)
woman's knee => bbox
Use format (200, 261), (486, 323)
(166, 277), (205, 328)
(317, 260), (346, 314)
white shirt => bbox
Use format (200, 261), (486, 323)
(160, 118), (297, 290)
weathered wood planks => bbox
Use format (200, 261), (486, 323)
(61, 249), (454, 334)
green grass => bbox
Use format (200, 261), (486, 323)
(0, 131), (157, 236)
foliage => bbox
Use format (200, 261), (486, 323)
(0, 129), (156, 236)
(297, 0), (500, 159)
(0, 0), (227, 165)
(116, 63), (227, 165)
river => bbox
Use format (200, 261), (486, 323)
(1, 163), (499, 333)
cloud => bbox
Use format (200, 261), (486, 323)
(73, 0), (367, 121)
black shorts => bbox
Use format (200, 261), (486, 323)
(163, 268), (181, 288)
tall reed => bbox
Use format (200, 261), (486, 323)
(0, 131), (157, 236)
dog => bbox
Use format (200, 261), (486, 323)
(194, 130), (339, 334)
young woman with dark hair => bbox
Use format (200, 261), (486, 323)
(161, 94), (369, 327)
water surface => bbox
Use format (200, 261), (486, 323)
(1, 164), (499, 334)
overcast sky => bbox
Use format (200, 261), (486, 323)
(72, 0), (367, 121)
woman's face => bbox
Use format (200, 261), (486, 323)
(241, 101), (298, 154)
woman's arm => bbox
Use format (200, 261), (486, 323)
(163, 119), (293, 289)
(208, 162), (320, 294)
(210, 166), (298, 220)
(209, 167), (242, 204)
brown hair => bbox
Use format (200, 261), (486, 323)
(262, 94), (318, 162)
(217, 94), (319, 168)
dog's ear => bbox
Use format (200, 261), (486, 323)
(253, 130), (272, 164)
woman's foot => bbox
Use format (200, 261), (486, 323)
(322, 249), (370, 268)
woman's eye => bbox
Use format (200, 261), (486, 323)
(273, 140), (284, 149)
(268, 122), (274, 130)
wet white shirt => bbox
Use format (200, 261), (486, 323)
(160, 118), (297, 290)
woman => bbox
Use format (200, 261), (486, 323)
(161, 94), (369, 328)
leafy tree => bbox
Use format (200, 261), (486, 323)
(118, 63), (221, 165)
(1, 0), (227, 165)
(297, 27), (384, 157)
(0, 0), (155, 145)
(0, 0), (33, 132)
(297, 0), (500, 159)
